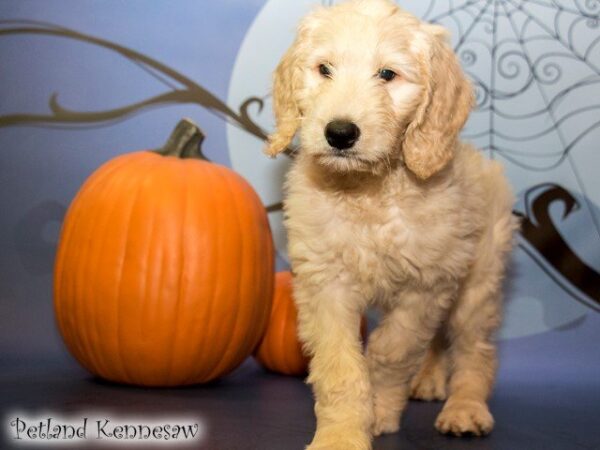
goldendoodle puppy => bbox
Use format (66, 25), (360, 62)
(265, 1), (518, 449)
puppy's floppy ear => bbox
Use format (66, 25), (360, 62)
(265, 42), (303, 157)
(402, 24), (474, 179)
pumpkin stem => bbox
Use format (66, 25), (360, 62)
(156, 118), (208, 160)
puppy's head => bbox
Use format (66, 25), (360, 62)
(265, 0), (474, 179)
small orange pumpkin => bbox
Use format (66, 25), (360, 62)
(254, 271), (368, 376)
(254, 272), (308, 375)
(54, 119), (274, 386)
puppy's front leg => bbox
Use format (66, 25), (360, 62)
(295, 281), (372, 450)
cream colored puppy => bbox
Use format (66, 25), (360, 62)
(265, 1), (517, 449)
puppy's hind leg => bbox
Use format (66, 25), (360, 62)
(410, 332), (448, 401)
(435, 285), (500, 436)
(435, 251), (509, 437)
(435, 209), (515, 437)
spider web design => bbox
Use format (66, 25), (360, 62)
(323, 0), (600, 310)
(419, 1), (600, 278)
(421, 1), (600, 224)
(324, 0), (600, 234)
(412, 2), (598, 162)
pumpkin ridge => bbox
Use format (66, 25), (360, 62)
(204, 166), (247, 381)
(188, 163), (223, 383)
(226, 164), (272, 372)
(234, 167), (267, 361)
(57, 154), (140, 378)
(178, 163), (209, 384)
(53, 154), (116, 349)
(243, 168), (274, 352)
(178, 164), (210, 385)
(74, 167), (124, 373)
(137, 159), (158, 372)
(165, 161), (189, 385)
(133, 155), (169, 385)
(110, 159), (158, 384)
(143, 200), (165, 383)
(93, 155), (161, 380)
(152, 160), (181, 385)
(113, 155), (167, 384)
(61, 179), (101, 375)
(148, 197), (170, 385)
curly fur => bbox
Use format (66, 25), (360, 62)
(265, 1), (518, 449)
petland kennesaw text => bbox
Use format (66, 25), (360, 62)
(8, 416), (202, 444)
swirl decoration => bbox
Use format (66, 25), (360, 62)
(0, 20), (267, 142)
(417, 0), (600, 187)
(516, 183), (600, 311)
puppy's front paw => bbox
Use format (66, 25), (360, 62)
(306, 428), (371, 450)
(372, 399), (400, 437)
(435, 400), (494, 436)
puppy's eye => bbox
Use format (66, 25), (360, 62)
(378, 69), (397, 82)
(318, 64), (332, 78)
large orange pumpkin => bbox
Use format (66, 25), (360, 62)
(54, 119), (274, 386)
(254, 271), (368, 376)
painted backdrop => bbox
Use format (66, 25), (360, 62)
(0, 1), (598, 360)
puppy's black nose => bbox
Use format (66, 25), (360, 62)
(325, 120), (360, 151)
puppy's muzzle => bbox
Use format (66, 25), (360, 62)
(325, 120), (360, 153)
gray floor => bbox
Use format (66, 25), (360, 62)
(2, 315), (599, 450)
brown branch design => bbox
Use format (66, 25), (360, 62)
(0, 19), (285, 212)
(0, 20), (267, 141)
